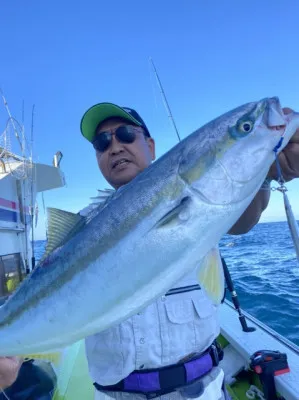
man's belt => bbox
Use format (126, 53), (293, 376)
(94, 342), (223, 399)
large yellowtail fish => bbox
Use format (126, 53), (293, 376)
(0, 97), (298, 355)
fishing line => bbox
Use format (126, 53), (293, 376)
(0, 388), (10, 400)
(273, 133), (286, 185)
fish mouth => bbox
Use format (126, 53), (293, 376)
(266, 97), (287, 130)
(253, 98), (287, 147)
(111, 158), (131, 169)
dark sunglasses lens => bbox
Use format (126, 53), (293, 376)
(92, 127), (137, 152)
(92, 132), (112, 152)
(116, 126), (136, 143)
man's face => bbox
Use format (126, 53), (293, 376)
(95, 118), (156, 189)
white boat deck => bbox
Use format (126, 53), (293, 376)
(220, 301), (299, 400)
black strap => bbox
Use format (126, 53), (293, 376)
(94, 341), (223, 397)
(94, 361), (187, 395)
(165, 284), (201, 297)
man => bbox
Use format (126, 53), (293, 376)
(81, 102), (299, 400)
(1, 102), (299, 399)
(0, 357), (22, 390)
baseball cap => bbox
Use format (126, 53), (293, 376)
(80, 102), (151, 142)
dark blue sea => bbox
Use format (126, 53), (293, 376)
(33, 221), (299, 346)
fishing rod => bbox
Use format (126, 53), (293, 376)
(221, 258), (255, 332)
(149, 57), (181, 142)
(149, 58), (254, 332)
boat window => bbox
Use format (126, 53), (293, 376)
(0, 253), (26, 300)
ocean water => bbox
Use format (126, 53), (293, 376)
(220, 221), (299, 346)
(33, 220), (299, 346)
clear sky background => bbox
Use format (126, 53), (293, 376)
(0, 0), (298, 240)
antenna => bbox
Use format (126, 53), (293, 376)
(0, 88), (24, 151)
(30, 105), (36, 269)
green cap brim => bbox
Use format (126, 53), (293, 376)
(80, 103), (142, 142)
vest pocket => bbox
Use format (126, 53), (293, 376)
(192, 295), (220, 352)
(160, 293), (219, 364)
(165, 298), (196, 324)
(192, 296), (214, 318)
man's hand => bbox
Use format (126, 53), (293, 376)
(267, 108), (299, 182)
(0, 356), (23, 390)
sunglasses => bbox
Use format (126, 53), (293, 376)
(92, 125), (145, 153)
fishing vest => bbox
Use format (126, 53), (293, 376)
(85, 265), (221, 387)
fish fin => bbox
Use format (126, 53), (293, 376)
(82, 189), (116, 223)
(197, 247), (225, 305)
(90, 188), (115, 201)
(43, 208), (86, 258)
(155, 196), (191, 228)
(97, 188), (115, 197)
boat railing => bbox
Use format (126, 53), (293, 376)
(224, 299), (299, 355)
(0, 146), (26, 163)
(0, 226), (24, 232)
(0, 159), (6, 173)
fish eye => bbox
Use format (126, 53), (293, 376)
(239, 120), (254, 133)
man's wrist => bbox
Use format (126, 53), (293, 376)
(260, 177), (272, 190)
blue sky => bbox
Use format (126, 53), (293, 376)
(0, 0), (298, 239)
